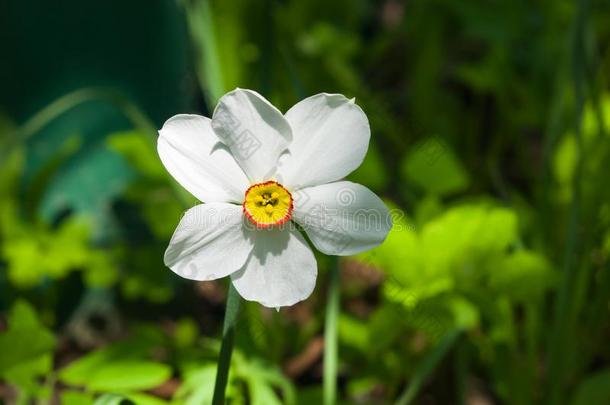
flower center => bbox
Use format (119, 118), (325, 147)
(242, 181), (293, 228)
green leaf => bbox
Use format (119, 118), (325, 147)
(402, 138), (470, 196)
(174, 364), (216, 405)
(365, 305), (406, 356)
(571, 370), (610, 405)
(250, 382), (283, 405)
(0, 114), (22, 197)
(553, 135), (577, 186)
(583, 95), (610, 137)
(8, 299), (40, 327)
(39, 142), (135, 233)
(122, 393), (169, 405)
(355, 207), (420, 279)
(59, 338), (162, 387)
(83, 251), (119, 288)
(490, 250), (556, 301)
(86, 361), (171, 392)
(61, 360), (172, 391)
(106, 130), (165, 179)
(446, 296), (480, 330)
(0, 300), (55, 375)
(173, 318), (199, 349)
(338, 314), (369, 352)
(3, 355), (53, 391)
(239, 358), (296, 405)
(93, 393), (135, 405)
(61, 390), (94, 405)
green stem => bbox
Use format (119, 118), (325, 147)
(212, 284), (242, 405)
(547, 0), (588, 402)
(324, 258), (340, 405)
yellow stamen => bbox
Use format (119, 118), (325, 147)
(243, 181), (293, 228)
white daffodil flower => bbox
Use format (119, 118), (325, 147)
(158, 89), (392, 308)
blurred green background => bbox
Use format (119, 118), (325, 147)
(1, 0), (610, 404)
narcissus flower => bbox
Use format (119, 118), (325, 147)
(158, 89), (392, 308)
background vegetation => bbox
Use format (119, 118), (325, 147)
(1, 0), (610, 404)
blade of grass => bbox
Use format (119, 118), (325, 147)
(395, 330), (461, 405)
(279, 45), (307, 101)
(547, 0), (589, 402)
(6, 87), (156, 156)
(2, 87), (192, 208)
(183, 0), (225, 107)
(324, 257), (340, 405)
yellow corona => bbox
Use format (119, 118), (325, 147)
(242, 181), (293, 228)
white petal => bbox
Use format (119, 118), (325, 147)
(164, 203), (254, 281)
(158, 114), (250, 203)
(277, 93), (370, 189)
(212, 89), (292, 183)
(292, 181), (392, 255)
(231, 228), (317, 308)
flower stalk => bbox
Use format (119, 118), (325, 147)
(323, 257), (340, 405)
(212, 284), (242, 405)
